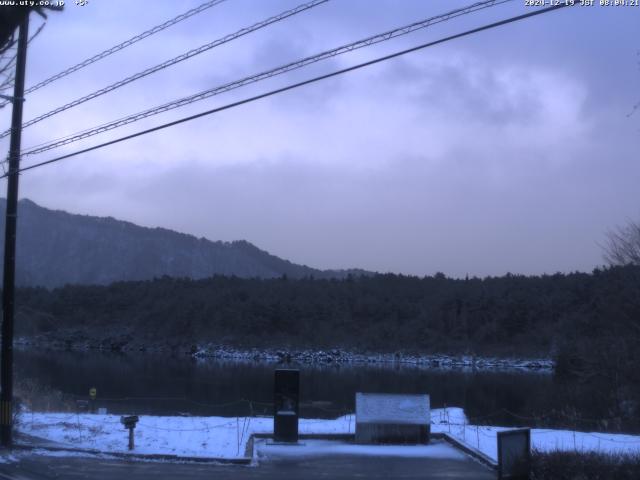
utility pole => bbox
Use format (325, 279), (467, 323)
(1, 13), (29, 448)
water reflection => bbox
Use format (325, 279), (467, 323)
(15, 349), (626, 433)
(16, 350), (640, 432)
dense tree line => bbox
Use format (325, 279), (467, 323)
(11, 265), (639, 358)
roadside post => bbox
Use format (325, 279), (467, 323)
(89, 387), (97, 413)
(497, 428), (531, 480)
(120, 415), (139, 450)
(75, 400), (89, 413)
(273, 369), (299, 443)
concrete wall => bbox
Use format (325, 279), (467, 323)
(355, 423), (430, 445)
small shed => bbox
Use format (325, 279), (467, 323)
(355, 393), (430, 444)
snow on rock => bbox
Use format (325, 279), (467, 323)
(193, 346), (554, 371)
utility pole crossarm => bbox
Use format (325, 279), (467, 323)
(0, 94), (24, 103)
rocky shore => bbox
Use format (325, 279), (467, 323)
(192, 344), (553, 370)
(15, 336), (553, 371)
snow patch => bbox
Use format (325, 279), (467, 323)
(16, 408), (640, 461)
(356, 393), (430, 425)
(0, 452), (18, 464)
(256, 439), (465, 459)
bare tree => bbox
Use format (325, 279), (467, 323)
(0, 39), (17, 96)
(629, 50), (640, 119)
(0, 5), (61, 96)
(0, 5), (60, 48)
(603, 219), (640, 266)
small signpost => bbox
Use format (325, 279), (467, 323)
(497, 428), (531, 480)
(274, 369), (299, 443)
(75, 400), (89, 413)
(120, 415), (139, 450)
(89, 387), (97, 414)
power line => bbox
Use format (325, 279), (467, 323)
(21, 0), (513, 157)
(4, 1), (576, 180)
(0, 0), (329, 140)
(0, 0), (228, 109)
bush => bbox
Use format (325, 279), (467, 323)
(531, 449), (640, 480)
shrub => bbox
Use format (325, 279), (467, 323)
(531, 449), (640, 480)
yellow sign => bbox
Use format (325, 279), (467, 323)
(89, 387), (97, 399)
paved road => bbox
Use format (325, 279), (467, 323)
(0, 441), (496, 479)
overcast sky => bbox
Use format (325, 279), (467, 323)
(1, 0), (638, 277)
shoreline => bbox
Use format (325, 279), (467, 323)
(193, 345), (553, 371)
(14, 337), (553, 371)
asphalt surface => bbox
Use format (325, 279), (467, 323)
(0, 443), (497, 480)
(0, 455), (496, 480)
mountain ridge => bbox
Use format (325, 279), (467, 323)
(0, 198), (371, 288)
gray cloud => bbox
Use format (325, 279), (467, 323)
(2, 0), (638, 277)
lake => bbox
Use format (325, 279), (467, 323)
(14, 349), (628, 433)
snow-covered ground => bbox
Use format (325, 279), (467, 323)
(16, 407), (640, 461)
(17, 412), (351, 458)
(431, 409), (640, 460)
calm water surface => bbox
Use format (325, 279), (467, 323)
(14, 349), (610, 431)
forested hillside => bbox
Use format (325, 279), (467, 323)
(0, 198), (368, 287)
